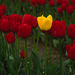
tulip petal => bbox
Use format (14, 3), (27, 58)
(47, 15), (53, 22)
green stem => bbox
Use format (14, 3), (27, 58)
(15, 33), (17, 50)
(36, 31), (40, 54)
(63, 11), (66, 22)
(33, 7), (36, 16)
(11, 1), (14, 14)
(11, 43), (17, 74)
(72, 60), (74, 75)
(18, 38), (20, 54)
(45, 33), (47, 75)
(59, 38), (62, 75)
(24, 39), (28, 59)
(49, 36), (52, 65)
(6, 41), (12, 74)
(1, 33), (5, 58)
(33, 29), (35, 51)
(6, 41), (9, 60)
(68, 60), (71, 75)
(15, 0), (18, 14)
(48, 1), (51, 15)
(24, 39), (28, 74)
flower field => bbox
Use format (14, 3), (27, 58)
(0, 0), (75, 75)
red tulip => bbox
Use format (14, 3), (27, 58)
(10, 14), (22, 24)
(18, 24), (31, 38)
(1, 15), (9, 20)
(37, 0), (46, 5)
(51, 20), (66, 37)
(66, 41), (75, 60)
(21, 0), (25, 2)
(71, 0), (75, 5)
(56, 0), (62, 5)
(0, 4), (6, 17)
(0, 19), (10, 32)
(22, 14), (33, 26)
(32, 17), (38, 28)
(61, 0), (69, 10)
(41, 0), (46, 5)
(20, 51), (24, 58)
(57, 7), (63, 14)
(49, 0), (55, 6)
(31, 0), (37, 5)
(11, 22), (21, 33)
(5, 32), (15, 44)
(67, 5), (74, 14)
(67, 24), (75, 38)
(28, 0), (31, 4)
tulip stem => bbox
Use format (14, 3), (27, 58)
(63, 11), (66, 23)
(11, 43), (17, 74)
(6, 41), (9, 60)
(45, 33), (47, 75)
(11, 0), (14, 14)
(18, 37), (20, 55)
(72, 60), (74, 75)
(24, 38), (28, 59)
(68, 60), (71, 75)
(49, 36), (52, 65)
(15, 33), (17, 50)
(33, 29), (35, 51)
(33, 7), (36, 16)
(59, 38), (62, 75)
(24, 39), (28, 73)
(5, 40), (11, 74)
(2, 33), (5, 58)
(36, 31), (40, 54)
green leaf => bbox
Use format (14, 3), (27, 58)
(31, 49), (41, 69)
(53, 39), (59, 48)
(30, 49), (41, 75)
(62, 59), (70, 75)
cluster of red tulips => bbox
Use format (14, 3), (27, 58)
(0, 0), (75, 75)
(0, 2), (75, 61)
(57, 0), (75, 14)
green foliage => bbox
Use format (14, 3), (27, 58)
(71, 10), (75, 24)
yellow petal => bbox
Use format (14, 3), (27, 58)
(42, 18), (52, 31)
(47, 15), (53, 22)
(37, 15), (53, 31)
(37, 16), (46, 30)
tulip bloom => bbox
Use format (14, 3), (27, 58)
(67, 24), (75, 38)
(71, 0), (75, 5)
(61, 0), (69, 10)
(66, 41), (75, 60)
(5, 32), (15, 44)
(0, 19), (10, 32)
(49, 0), (55, 6)
(21, 0), (25, 2)
(22, 14), (33, 26)
(20, 51), (24, 58)
(32, 17), (38, 28)
(10, 14), (22, 24)
(67, 5), (74, 14)
(56, 0), (62, 5)
(51, 20), (66, 37)
(58, 7), (63, 14)
(1, 15), (9, 20)
(0, 4), (6, 17)
(18, 24), (31, 38)
(37, 15), (53, 31)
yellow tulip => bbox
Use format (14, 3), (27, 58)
(37, 15), (53, 31)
